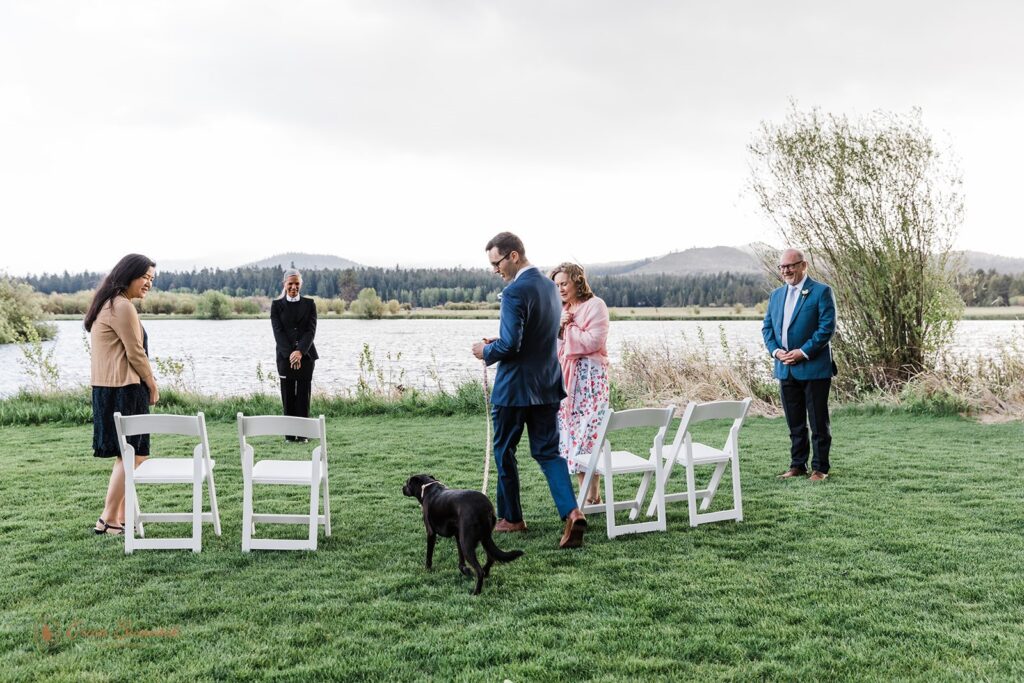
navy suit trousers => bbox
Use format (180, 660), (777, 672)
(780, 377), (832, 473)
(491, 404), (578, 522)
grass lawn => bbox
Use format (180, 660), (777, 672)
(2, 412), (1022, 680)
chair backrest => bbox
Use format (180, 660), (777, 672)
(236, 414), (328, 471)
(672, 398), (752, 452)
(113, 412), (212, 471)
(687, 399), (751, 425)
(605, 406), (676, 433)
(116, 412), (203, 437)
(237, 415), (324, 440)
(597, 405), (676, 460)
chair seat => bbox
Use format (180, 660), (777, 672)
(653, 442), (733, 465)
(252, 459), (324, 484)
(687, 443), (733, 464)
(135, 458), (215, 484)
(592, 450), (656, 475)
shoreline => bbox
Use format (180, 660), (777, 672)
(45, 306), (1024, 322)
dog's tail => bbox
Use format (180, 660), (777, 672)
(482, 535), (524, 563)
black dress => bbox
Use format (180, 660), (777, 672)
(92, 328), (150, 458)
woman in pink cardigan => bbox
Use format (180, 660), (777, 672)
(550, 263), (610, 505)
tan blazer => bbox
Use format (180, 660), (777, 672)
(90, 295), (154, 387)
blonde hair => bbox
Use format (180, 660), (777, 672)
(549, 262), (594, 301)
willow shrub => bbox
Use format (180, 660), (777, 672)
(750, 106), (964, 391)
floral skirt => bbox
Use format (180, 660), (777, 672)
(557, 357), (610, 474)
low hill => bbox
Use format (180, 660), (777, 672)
(242, 253), (363, 270)
(961, 251), (1024, 275)
(627, 246), (762, 275)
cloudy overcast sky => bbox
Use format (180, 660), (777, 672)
(1, 0), (1022, 275)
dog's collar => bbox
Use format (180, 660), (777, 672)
(420, 481), (442, 493)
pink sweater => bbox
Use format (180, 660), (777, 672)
(557, 296), (610, 409)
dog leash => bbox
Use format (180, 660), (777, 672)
(481, 360), (492, 494)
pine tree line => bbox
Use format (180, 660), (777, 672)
(23, 265), (1024, 307)
(24, 267), (777, 307)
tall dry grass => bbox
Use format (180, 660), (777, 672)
(612, 324), (1024, 420)
(611, 326), (781, 416)
(895, 332), (1024, 420)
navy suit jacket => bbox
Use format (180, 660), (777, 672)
(483, 267), (566, 407)
(761, 276), (836, 381)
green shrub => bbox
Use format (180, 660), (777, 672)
(232, 298), (261, 315)
(40, 290), (92, 315)
(349, 288), (385, 319)
(140, 291), (188, 315)
(0, 277), (55, 344)
(195, 291), (232, 319)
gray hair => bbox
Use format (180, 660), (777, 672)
(780, 248), (805, 263)
(280, 268), (303, 298)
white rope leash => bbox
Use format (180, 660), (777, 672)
(481, 360), (492, 494)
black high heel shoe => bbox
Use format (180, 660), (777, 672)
(94, 518), (125, 535)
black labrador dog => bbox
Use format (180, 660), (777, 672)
(402, 474), (524, 595)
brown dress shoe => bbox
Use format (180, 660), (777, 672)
(558, 509), (587, 549)
(809, 471), (829, 481)
(778, 467), (808, 479)
(494, 519), (528, 533)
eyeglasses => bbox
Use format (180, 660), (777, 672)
(777, 260), (804, 272)
(490, 253), (511, 270)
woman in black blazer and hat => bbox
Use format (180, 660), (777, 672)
(270, 268), (318, 440)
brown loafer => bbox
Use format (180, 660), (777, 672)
(809, 471), (829, 481)
(494, 519), (528, 533)
(778, 467), (808, 479)
(558, 510), (587, 549)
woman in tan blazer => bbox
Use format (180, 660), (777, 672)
(83, 254), (159, 535)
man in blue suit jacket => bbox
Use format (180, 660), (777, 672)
(761, 248), (837, 481)
(472, 232), (587, 549)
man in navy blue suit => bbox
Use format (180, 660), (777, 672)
(762, 248), (837, 481)
(472, 232), (587, 548)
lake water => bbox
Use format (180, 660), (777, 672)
(2, 318), (1021, 397)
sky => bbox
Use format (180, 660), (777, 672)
(2, 0), (1023, 276)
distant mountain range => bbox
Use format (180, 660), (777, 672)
(162, 247), (1024, 276)
(592, 246), (1024, 276)
(622, 245), (764, 275)
(241, 252), (364, 270)
(959, 251), (1024, 275)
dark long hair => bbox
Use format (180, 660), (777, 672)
(83, 254), (156, 332)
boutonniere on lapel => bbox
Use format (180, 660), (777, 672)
(801, 289), (809, 297)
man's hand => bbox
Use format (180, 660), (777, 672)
(776, 349), (806, 365)
(472, 337), (495, 360)
(289, 350), (302, 369)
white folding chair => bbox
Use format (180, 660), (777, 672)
(576, 405), (674, 539)
(237, 414), (331, 551)
(641, 398), (751, 527)
(115, 412), (222, 554)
